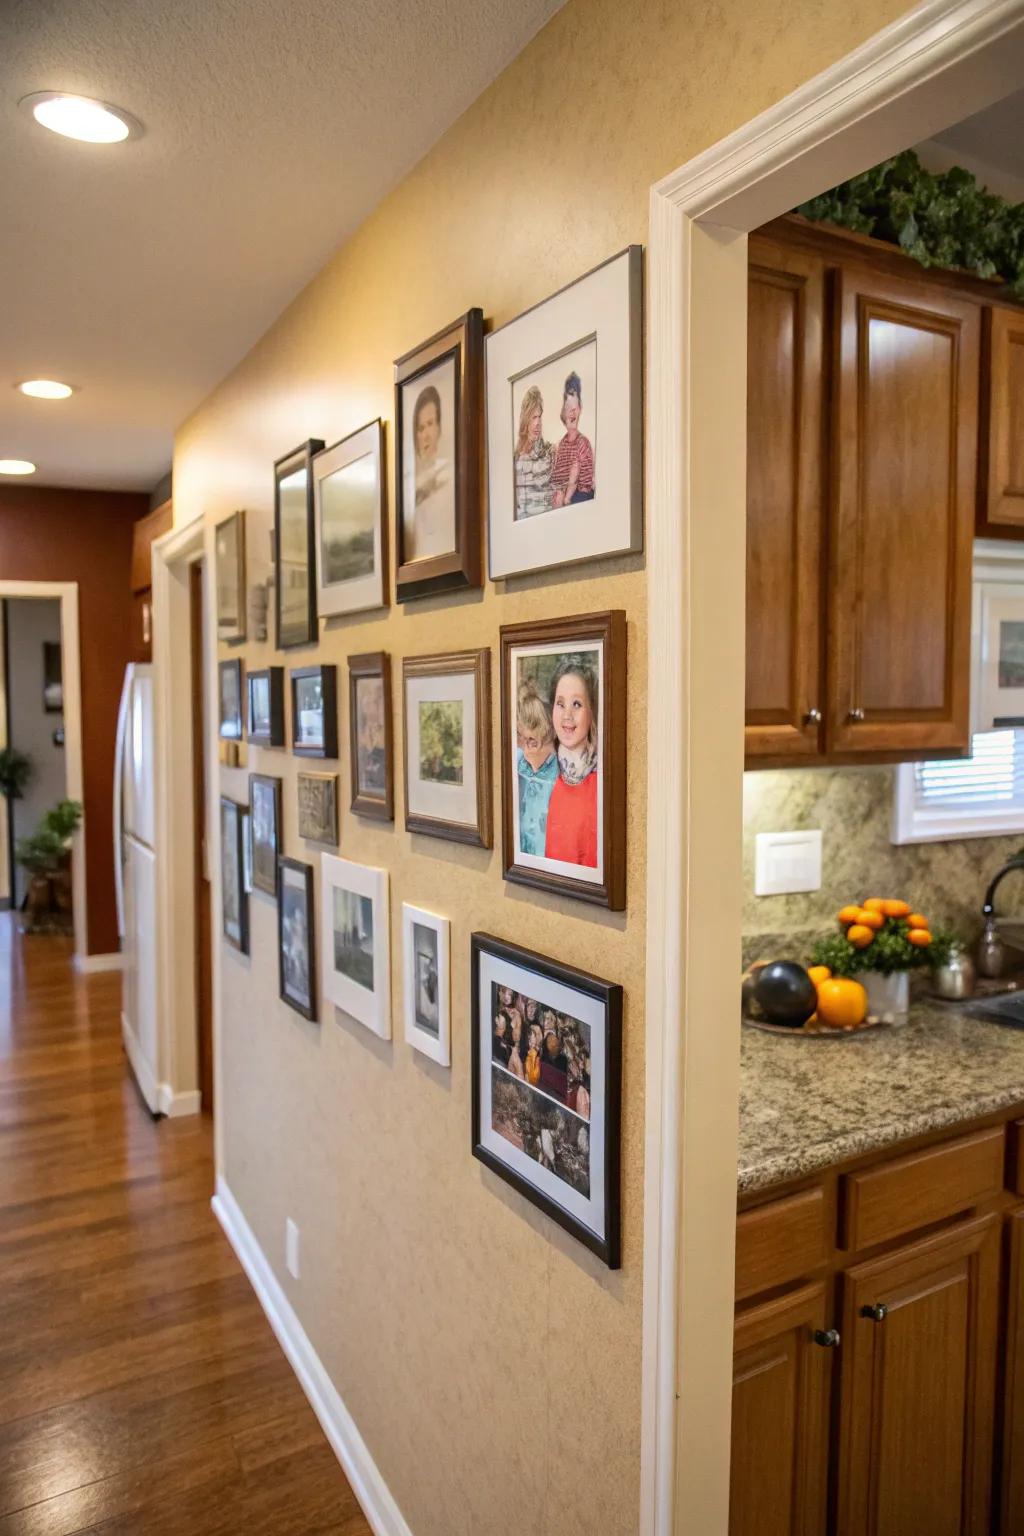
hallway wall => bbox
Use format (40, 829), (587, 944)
(174, 0), (915, 1530)
(5, 599), (65, 907)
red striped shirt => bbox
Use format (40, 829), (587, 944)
(551, 432), (595, 496)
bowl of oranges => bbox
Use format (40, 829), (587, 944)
(809, 898), (950, 1024)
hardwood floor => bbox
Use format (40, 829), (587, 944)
(0, 918), (372, 1535)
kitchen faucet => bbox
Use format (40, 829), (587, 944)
(978, 855), (1024, 978)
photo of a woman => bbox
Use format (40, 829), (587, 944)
(513, 384), (553, 520)
(400, 357), (457, 563)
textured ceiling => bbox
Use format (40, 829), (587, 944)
(0, 0), (563, 491)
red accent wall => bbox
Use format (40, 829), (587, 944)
(0, 486), (149, 953)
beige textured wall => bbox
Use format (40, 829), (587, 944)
(173, 0), (913, 1530)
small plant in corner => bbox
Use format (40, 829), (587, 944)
(0, 746), (33, 801)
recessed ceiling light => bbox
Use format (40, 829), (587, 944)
(19, 92), (140, 144)
(0, 460), (37, 476)
(17, 379), (75, 400)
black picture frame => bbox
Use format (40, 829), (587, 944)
(214, 509), (247, 644)
(278, 856), (316, 1021)
(220, 796), (249, 955)
(249, 773), (282, 897)
(470, 932), (622, 1269)
(43, 640), (63, 713)
(274, 439), (324, 650)
(290, 664), (338, 758)
(247, 666), (285, 747)
(218, 658), (244, 741)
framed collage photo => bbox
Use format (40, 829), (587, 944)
(394, 309), (483, 601)
(215, 510), (246, 644)
(249, 773), (282, 898)
(275, 439), (325, 649)
(218, 658), (244, 741)
(485, 248), (642, 580)
(290, 664), (338, 759)
(297, 771), (339, 846)
(348, 651), (393, 820)
(247, 666), (285, 747)
(402, 904), (450, 1067)
(313, 419), (388, 619)
(220, 797), (249, 954)
(500, 611), (626, 909)
(278, 857), (316, 1020)
(321, 854), (391, 1039)
(471, 933), (622, 1269)
(402, 649), (492, 848)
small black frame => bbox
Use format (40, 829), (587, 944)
(247, 666), (285, 747)
(274, 438), (324, 650)
(278, 856), (316, 1021)
(218, 658), (244, 741)
(220, 796), (249, 955)
(290, 664), (338, 759)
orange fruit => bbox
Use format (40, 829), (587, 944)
(907, 913), (929, 931)
(816, 977), (868, 1027)
(883, 899), (911, 918)
(907, 929), (932, 947)
(856, 909), (885, 930)
(837, 905), (862, 924)
(862, 898), (887, 913)
(807, 965), (831, 987)
(847, 924), (875, 949)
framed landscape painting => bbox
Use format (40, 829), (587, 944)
(471, 932), (622, 1268)
(402, 903), (450, 1067)
(313, 419), (388, 619)
(321, 853), (391, 1039)
(274, 439), (324, 649)
(278, 857), (316, 1021)
(348, 651), (393, 820)
(402, 649), (491, 847)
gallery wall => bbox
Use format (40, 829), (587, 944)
(172, 0), (915, 1529)
(0, 486), (148, 954)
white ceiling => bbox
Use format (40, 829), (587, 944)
(933, 88), (1024, 184)
(0, 0), (563, 492)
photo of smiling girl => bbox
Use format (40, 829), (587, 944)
(544, 654), (599, 869)
(516, 679), (558, 856)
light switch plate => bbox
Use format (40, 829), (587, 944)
(754, 830), (822, 896)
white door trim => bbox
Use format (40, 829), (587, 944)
(641, 2), (1024, 1530)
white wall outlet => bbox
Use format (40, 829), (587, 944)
(285, 1217), (300, 1280)
(754, 829), (822, 896)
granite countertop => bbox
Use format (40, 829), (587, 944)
(739, 1000), (1024, 1194)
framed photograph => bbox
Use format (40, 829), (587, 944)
(348, 651), (393, 820)
(43, 641), (63, 713)
(313, 419), (388, 618)
(249, 773), (282, 897)
(471, 933), (622, 1268)
(278, 857), (316, 1020)
(402, 649), (492, 847)
(974, 582), (1024, 731)
(500, 612), (625, 910)
(321, 853), (391, 1039)
(402, 904), (450, 1066)
(297, 771), (339, 846)
(215, 510), (246, 643)
(394, 308), (483, 601)
(486, 248), (642, 580)
(275, 439), (324, 649)
(218, 658), (244, 741)
(290, 665), (338, 758)
(220, 797), (249, 954)
(247, 666), (285, 747)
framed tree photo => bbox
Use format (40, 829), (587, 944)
(313, 420), (388, 618)
(278, 857), (316, 1021)
(471, 933), (622, 1269)
(290, 664), (338, 759)
(402, 649), (491, 847)
(215, 510), (246, 643)
(321, 854), (391, 1040)
(218, 658), (244, 741)
(220, 797), (249, 954)
(247, 666), (285, 747)
(394, 308), (483, 601)
(348, 651), (393, 820)
(500, 611), (626, 909)
(297, 771), (339, 846)
(274, 439), (324, 649)
(249, 773), (282, 897)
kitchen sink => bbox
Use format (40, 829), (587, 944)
(962, 990), (1024, 1029)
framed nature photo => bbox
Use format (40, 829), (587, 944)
(486, 248), (642, 579)
(247, 666), (285, 747)
(278, 857), (316, 1020)
(321, 854), (391, 1039)
(313, 419), (388, 618)
(220, 797), (249, 954)
(275, 439), (324, 649)
(297, 771), (338, 846)
(501, 611), (626, 909)
(471, 933), (622, 1268)
(218, 658), (244, 741)
(402, 649), (492, 847)
(215, 510), (246, 643)
(249, 773), (282, 897)
(291, 664), (338, 758)
(394, 309), (483, 600)
(348, 651), (393, 820)
(402, 904), (450, 1066)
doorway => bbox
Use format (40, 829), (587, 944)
(191, 561), (214, 1113)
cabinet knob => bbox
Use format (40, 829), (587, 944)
(847, 707), (866, 723)
(813, 1327), (840, 1348)
(804, 708), (822, 726)
(860, 1302), (888, 1323)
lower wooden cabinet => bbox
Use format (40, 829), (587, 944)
(1003, 1209), (1024, 1532)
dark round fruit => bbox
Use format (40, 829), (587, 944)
(753, 960), (818, 1026)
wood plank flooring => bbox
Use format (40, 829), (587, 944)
(0, 918), (372, 1535)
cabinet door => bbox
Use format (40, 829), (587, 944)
(828, 264), (978, 756)
(979, 305), (1024, 535)
(731, 1282), (832, 1536)
(1001, 1207), (1024, 1532)
(745, 237), (826, 760)
(836, 1214), (999, 1536)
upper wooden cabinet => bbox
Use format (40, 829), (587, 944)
(978, 304), (1024, 536)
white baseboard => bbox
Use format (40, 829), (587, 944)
(120, 1013), (160, 1114)
(212, 1177), (413, 1536)
(75, 950), (123, 973)
(158, 1084), (201, 1118)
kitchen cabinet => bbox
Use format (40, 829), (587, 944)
(1002, 1206), (1024, 1532)
(130, 499), (173, 662)
(978, 304), (1024, 536)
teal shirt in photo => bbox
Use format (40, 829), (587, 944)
(517, 749), (558, 855)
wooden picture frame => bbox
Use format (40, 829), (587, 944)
(394, 308), (483, 601)
(313, 420), (389, 618)
(290, 664), (338, 759)
(247, 666), (285, 747)
(471, 932), (622, 1268)
(220, 796), (249, 954)
(215, 510), (246, 643)
(218, 658), (244, 741)
(297, 771), (339, 846)
(402, 649), (491, 847)
(499, 611), (626, 910)
(348, 651), (393, 820)
(249, 773), (282, 898)
(278, 856), (316, 1021)
(274, 439), (324, 649)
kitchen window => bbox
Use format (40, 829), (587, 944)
(892, 729), (1024, 844)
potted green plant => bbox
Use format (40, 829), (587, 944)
(45, 799), (82, 918)
(14, 799), (82, 930)
(809, 898), (955, 1022)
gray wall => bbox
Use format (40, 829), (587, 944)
(6, 599), (66, 905)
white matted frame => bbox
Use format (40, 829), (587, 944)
(642, 3), (1024, 1531)
(402, 902), (450, 1066)
(321, 852), (391, 1039)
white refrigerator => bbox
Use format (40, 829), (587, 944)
(114, 663), (159, 1113)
